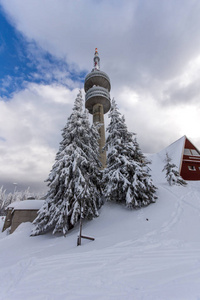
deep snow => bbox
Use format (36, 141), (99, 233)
(1, 153), (200, 300)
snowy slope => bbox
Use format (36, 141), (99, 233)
(1, 153), (200, 300)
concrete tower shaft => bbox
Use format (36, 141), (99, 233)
(84, 49), (111, 168)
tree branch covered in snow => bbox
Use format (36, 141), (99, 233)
(103, 98), (157, 209)
(31, 91), (103, 237)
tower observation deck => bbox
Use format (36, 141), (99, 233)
(84, 48), (111, 168)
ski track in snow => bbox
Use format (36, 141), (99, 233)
(156, 185), (184, 234)
(1, 244), (200, 300)
(1, 181), (200, 299)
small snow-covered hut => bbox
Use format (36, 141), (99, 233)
(158, 136), (200, 181)
(2, 200), (44, 233)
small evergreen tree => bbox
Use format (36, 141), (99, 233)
(31, 91), (102, 236)
(103, 98), (157, 209)
(163, 152), (187, 186)
(0, 186), (37, 215)
(0, 186), (7, 216)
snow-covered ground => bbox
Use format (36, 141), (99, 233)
(1, 153), (200, 300)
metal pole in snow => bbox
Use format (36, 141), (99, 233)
(77, 175), (95, 246)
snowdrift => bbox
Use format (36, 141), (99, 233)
(1, 152), (200, 299)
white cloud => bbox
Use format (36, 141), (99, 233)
(162, 55), (200, 105)
(110, 79), (200, 153)
(2, 0), (200, 98)
(1, 81), (200, 193)
(2, 0), (200, 79)
(1, 1), (200, 190)
(0, 83), (80, 192)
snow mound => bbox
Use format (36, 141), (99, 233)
(1, 159), (200, 299)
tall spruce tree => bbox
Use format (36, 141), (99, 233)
(31, 91), (102, 236)
(103, 98), (157, 208)
(163, 152), (187, 186)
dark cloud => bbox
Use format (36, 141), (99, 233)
(0, 180), (47, 194)
(163, 79), (200, 105)
(131, 0), (200, 77)
(2, 0), (200, 90)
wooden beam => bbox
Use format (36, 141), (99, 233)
(81, 235), (95, 241)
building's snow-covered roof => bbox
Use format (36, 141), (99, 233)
(145, 136), (186, 183)
(157, 135), (186, 170)
(7, 200), (45, 210)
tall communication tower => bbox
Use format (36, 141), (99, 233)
(84, 48), (111, 168)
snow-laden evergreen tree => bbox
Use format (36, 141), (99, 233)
(103, 98), (157, 208)
(31, 91), (102, 236)
(162, 152), (187, 186)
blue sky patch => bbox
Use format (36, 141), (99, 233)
(0, 7), (86, 99)
(0, 136), (6, 142)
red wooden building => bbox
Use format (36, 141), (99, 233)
(180, 137), (200, 180)
(158, 136), (200, 181)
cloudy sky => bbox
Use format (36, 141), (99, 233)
(1, 0), (200, 193)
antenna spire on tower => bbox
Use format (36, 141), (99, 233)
(93, 48), (100, 70)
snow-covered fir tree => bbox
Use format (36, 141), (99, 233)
(103, 98), (157, 209)
(162, 152), (187, 186)
(31, 91), (102, 236)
